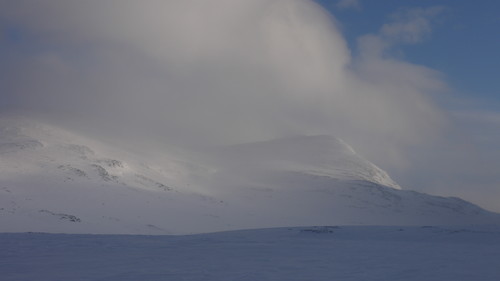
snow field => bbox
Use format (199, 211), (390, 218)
(1, 225), (500, 281)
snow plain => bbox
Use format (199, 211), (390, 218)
(1, 225), (500, 281)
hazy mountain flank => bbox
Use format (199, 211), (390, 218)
(0, 117), (498, 234)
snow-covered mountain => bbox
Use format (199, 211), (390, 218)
(0, 117), (498, 234)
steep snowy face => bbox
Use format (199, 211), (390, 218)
(209, 135), (401, 190)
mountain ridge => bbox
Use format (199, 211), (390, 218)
(0, 117), (498, 234)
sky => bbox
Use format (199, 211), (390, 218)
(315, 0), (500, 211)
(318, 0), (500, 103)
(0, 0), (499, 211)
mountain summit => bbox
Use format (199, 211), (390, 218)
(0, 117), (498, 234)
(209, 134), (401, 190)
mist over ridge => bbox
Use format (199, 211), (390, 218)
(1, 116), (498, 234)
(1, 0), (499, 212)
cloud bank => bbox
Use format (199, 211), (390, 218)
(0, 1), (496, 210)
(0, 0), (444, 148)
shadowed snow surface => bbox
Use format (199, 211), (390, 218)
(1, 226), (500, 281)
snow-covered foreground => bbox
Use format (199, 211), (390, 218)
(2, 225), (500, 281)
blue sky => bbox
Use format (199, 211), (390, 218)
(316, 0), (499, 105)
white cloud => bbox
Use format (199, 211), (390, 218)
(380, 6), (446, 44)
(356, 6), (446, 61)
(0, 0), (447, 161)
(336, 0), (361, 11)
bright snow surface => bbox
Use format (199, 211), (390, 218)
(1, 117), (499, 234)
(1, 225), (500, 281)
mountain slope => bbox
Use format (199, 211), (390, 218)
(207, 134), (401, 189)
(0, 117), (498, 234)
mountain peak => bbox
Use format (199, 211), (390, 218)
(214, 134), (401, 190)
